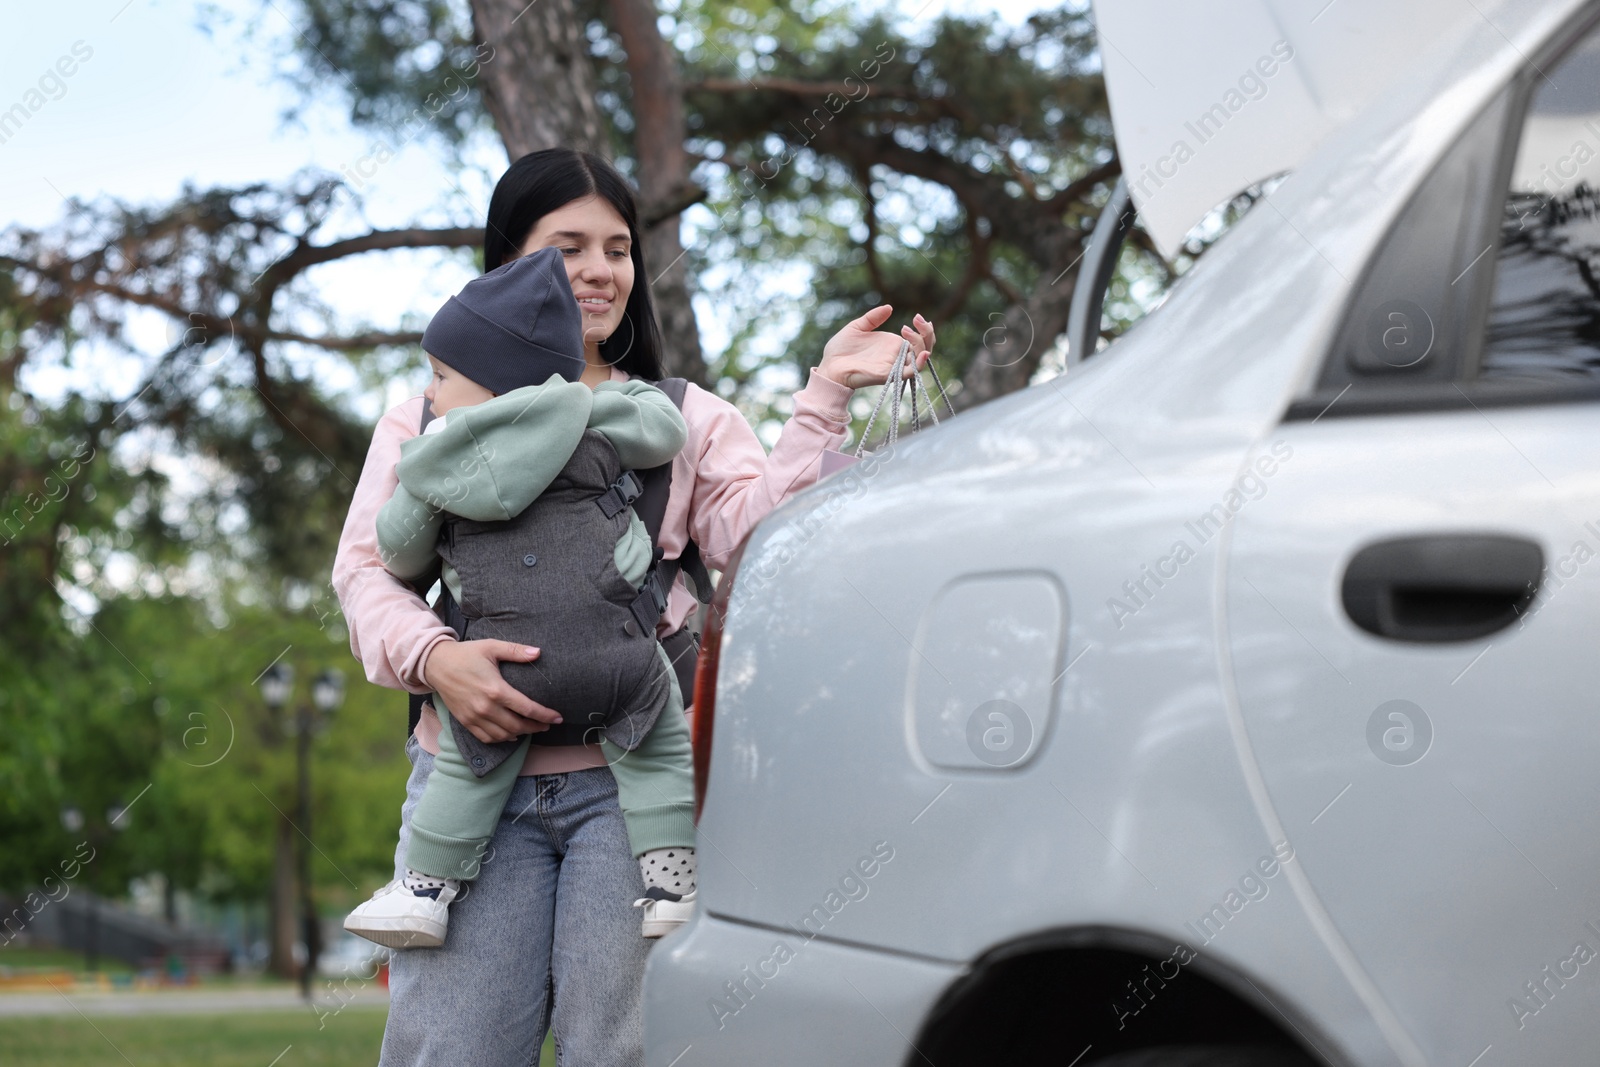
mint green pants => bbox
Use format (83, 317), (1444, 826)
(404, 644), (695, 881)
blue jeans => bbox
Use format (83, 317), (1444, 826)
(379, 738), (650, 1067)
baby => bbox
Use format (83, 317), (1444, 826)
(344, 248), (696, 947)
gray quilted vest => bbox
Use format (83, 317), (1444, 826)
(438, 428), (673, 777)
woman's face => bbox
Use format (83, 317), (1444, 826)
(518, 196), (635, 360)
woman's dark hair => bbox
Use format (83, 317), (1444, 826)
(484, 148), (665, 381)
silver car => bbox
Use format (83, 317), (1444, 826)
(646, 1), (1600, 1063)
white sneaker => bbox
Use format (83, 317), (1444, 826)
(343, 878), (458, 949)
(634, 887), (696, 939)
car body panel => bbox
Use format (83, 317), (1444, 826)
(683, 388), (1411, 1061)
(644, 914), (962, 1065)
(646, 2), (1600, 1064)
(1225, 406), (1600, 1059)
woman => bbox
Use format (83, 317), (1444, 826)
(332, 148), (935, 1066)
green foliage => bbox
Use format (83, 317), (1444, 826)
(681, 3), (1116, 416)
(257, 0), (1143, 418)
(257, 0), (488, 145)
(4, 176), (402, 581)
(0, 322), (404, 904)
(0, 550), (407, 903)
(117, 599), (408, 906)
(0, 378), (173, 892)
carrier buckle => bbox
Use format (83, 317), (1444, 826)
(597, 470), (645, 519)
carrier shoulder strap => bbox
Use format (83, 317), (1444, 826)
(408, 397), (445, 737)
(630, 379), (682, 547)
(630, 377), (713, 607)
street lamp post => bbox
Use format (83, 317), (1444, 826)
(58, 806), (93, 970)
(59, 802), (125, 972)
(258, 662), (343, 1000)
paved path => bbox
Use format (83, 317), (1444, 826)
(0, 986), (389, 1017)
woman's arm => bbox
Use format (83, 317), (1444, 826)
(332, 397), (561, 742)
(333, 397), (455, 694)
(680, 369), (851, 570)
(678, 307), (937, 569)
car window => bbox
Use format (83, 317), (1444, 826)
(1297, 91), (1508, 407)
(1288, 13), (1600, 421)
(1481, 28), (1600, 381)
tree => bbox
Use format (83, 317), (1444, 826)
(0, 254), (406, 974)
(275, 0), (1153, 399)
(0, 362), (170, 897)
(1, 0), (1193, 968)
(289, 0), (710, 381)
(3, 4), (1169, 538)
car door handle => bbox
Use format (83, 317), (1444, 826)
(1341, 534), (1544, 643)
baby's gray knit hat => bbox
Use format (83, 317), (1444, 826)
(422, 246), (586, 393)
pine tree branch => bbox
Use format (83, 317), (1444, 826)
(639, 183), (708, 229)
(687, 78), (985, 132)
(688, 77), (919, 99)
(254, 227), (481, 293)
(267, 329), (424, 351)
(1058, 158), (1122, 207)
(806, 121), (1067, 263)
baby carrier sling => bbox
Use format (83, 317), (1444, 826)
(403, 379), (713, 758)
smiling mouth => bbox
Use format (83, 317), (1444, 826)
(578, 297), (612, 310)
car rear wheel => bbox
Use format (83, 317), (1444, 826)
(1088, 1047), (1318, 1067)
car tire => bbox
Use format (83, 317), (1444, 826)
(1088, 1047), (1317, 1067)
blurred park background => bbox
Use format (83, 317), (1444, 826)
(0, 0), (1218, 1059)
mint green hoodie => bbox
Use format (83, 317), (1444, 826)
(376, 378), (688, 600)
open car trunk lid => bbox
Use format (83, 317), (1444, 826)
(1090, 0), (1484, 257)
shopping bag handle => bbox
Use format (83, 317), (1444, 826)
(854, 340), (955, 458)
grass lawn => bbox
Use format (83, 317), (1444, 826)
(0, 1011), (558, 1066)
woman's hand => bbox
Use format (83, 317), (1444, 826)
(423, 639), (563, 744)
(817, 305), (937, 389)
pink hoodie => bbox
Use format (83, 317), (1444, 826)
(332, 365), (854, 774)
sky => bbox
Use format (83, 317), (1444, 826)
(2, 0), (1064, 224)
(2, 0), (469, 230)
(1, 0), (1066, 415)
